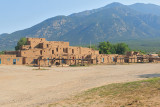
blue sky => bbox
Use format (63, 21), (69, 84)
(0, 0), (160, 34)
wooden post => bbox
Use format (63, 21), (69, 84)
(122, 58), (123, 64)
(78, 57), (79, 65)
(83, 59), (84, 66)
(39, 59), (40, 70)
(59, 56), (60, 65)
(96, 56), (98, 65)
(67, 57), (69, 65)
(70, 58), (71, 65)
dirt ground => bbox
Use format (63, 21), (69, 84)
(0, 63), (160, 107)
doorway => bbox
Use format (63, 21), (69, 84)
(62, 58), (66, 64)
(13, 59), (16, 65)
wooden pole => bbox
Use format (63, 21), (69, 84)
(59, 56), (60, 65)
(70, 57), (71, 65)
(78, 57), (79, 65)
(39, 59), (40, 70)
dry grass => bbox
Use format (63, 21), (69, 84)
(48, 78), (160, 107)
(33, 68), (49, 70)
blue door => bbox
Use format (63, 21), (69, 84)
(47, 58), (49, 65)
(0, 58), (1, 64)
(13, 59), (16, 65)
(102, 58), (104, 62)
(112, 57), (114, 61)
(62, 58), (65, 64)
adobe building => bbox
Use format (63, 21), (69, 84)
(1, 38), (159, 66)
(1, 38), (117, 66)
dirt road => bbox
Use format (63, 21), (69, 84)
(0, 64), (160, 107)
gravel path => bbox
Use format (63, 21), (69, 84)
(0, 64), (160, 107)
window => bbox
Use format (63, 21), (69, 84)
(40, 50), (42, 55)
(72, 49), (74, 54)
(66, 48), (68, 53)
(52, 50), (54, 54)
(47, 44), (49, 48)
(63, 48), (68, 53)
(56, 48), (58, 52)
(7, 58), (10, 61)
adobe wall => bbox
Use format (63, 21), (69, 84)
(27, 38), (46, 49)
(5, 51), (21, 57)
(21, 45), (31, 50)
(20, 49), (43, 57)
(0, 55), (23, 65)
(115, 55), (125, 63)
(96, 54), (118, 64)
(23, 57), (38, 65)
(24, 38), (70, 49)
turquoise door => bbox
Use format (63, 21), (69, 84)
(13, 59), (16, 65)
(0, 58), (1, 64)
(62, 58), (65, 64)
(102, 58), (104, 62)
(47, 58), (49, 65)
(112, 57), (114, 61)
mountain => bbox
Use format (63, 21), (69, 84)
(1, 2), (160, 51)
(130, 3), (160, 16)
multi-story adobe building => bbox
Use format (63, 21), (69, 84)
(0, 38), (118, 66)
(1, 38), (159, 66)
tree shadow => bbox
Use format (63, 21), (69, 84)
(139, 74), (160, 78)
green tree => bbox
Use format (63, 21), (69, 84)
(0, 51), (4, 55)
(98, 42), (130, 54)
(98, 41), (112, 54)
(110, 45), (116, 54)
(114, 43), (130, 54)
(15, 37), (27, 50)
